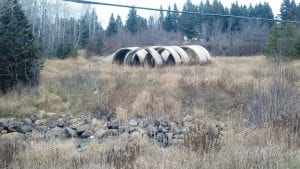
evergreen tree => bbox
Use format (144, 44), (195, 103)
(125, 7), (138, 34)
(281, 0), (291, 20)
(178, 0), (199, 39)
(137, 16), (147, 32)
(172, 4), (180, 31)
(265, 25), (281, 56)
(163, 6), (175, 32)
(79, 10), (90, 48)
(106, 14), (118, 36)
(289, 0), (297, 20)
(251, 3), (274, 27)
(230, 2), (247, 31)
(266, 23), (298, 58)
(158, 5), (164, 30)
(292, 33), (300, 58)
(56, 43), (78, 59)
(297, 3), (300, 20)
(115, 15), (123, 32)
(148, 16), (156, 30)
(0, 0), (43, 92)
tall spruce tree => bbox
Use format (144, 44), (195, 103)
(172, 4), (180, 31)
(178, 0), (199, 39)
(281, 0), (291, 20)
(106, 14), (118, 36)
(148, 16), (156, 30)
(0, 0), (43, 92)
(292, 33), (300, 58)
(137, 16), (147, 32)
(115, 15), (123, 32)
(163, 6), (175, 32)
(158, 5), (164, 30)
(125, 7), (138, 34)
(79, 10), (90, 48)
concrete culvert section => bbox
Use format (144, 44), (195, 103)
(110, 47), (139, 65)
(107, 45), (211, 67)
(123, 48), (148, 66)
(180, 45), (210, 64)
(155, 46), (182, 65)
(189, 45), (212, 63)
(170, 46), (190, 64)
(144, 47), (163, 67)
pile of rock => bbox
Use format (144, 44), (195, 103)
(0, 111), (212, 147)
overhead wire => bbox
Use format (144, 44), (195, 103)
(64, 0), (300, 24)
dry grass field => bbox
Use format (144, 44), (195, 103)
(0, 53), (300, 169)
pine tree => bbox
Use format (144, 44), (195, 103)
(148, 16), (156, 30)
(178, 0), (199, 39)
(297, 3), (300, 20)
(115, 15), (123, 32)
(79, 10), (90, 48)
(137, 16), (147, 32)
(172, 4), (180, 31)
(292, 33), (300, 58)
(158, 5), (164, 30)
(281, 0), (291, 20)
(289, 0), (297, 20)
(106, 14), (118, 36)
(266, 23), (298, 58)
(0, 0), (43, 92)
(125, 7), (138, 34)
(265, 25), (281, 56)
(163, 6), (175, 32)
(56, 43), (78, 59)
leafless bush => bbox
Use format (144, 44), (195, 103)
(0, 141), (25, 169)
(101, 143), (140, 169)
(178, 69), (234, 116)
(104, 30), (183, 54)
(245, 61), (298, 127)
(184, 120), (223, 154)
(205, 23), (271, 56)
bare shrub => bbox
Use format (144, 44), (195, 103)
(184, 119), (223, 154)
(205, 23), (271, 56)
(178, 69), (234, 116)
(101, 143), (140, 169)
(104, 30), (183, 54)
(244, 61), (298, 126)
(0, 141), (25, 169)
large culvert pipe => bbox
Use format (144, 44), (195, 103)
(170, 46), (190, 64)
(145, 47), (163, 67)
(154, 46), (182, 65)
(181, 45), (210, 64)
(189, 45), (211, 62)
(123, 48), (148, 66)
(109, 47), (139, 65)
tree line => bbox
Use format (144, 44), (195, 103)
(0, 0), (299, 92)
(9, 0), (300, 58)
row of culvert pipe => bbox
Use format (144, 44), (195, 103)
(108, 45), (212, 67)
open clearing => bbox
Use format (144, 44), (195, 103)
(1, 55), (300, 169)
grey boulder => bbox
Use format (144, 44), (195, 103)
(17, 125), (32, 134)
(65, 127), (77, 138)
(81, 130), (93, 138)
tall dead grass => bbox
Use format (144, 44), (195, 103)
(0, 56), (300, 168)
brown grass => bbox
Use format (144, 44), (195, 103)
(1, 55), (300, 168)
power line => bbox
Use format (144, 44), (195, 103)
(64, 0), (300, 24)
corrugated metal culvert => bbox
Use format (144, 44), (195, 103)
(109, 45), (211, 67)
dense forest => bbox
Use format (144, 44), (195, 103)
(2, 0), (297, 58)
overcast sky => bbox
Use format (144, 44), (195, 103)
(66, 0), (300, 27)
